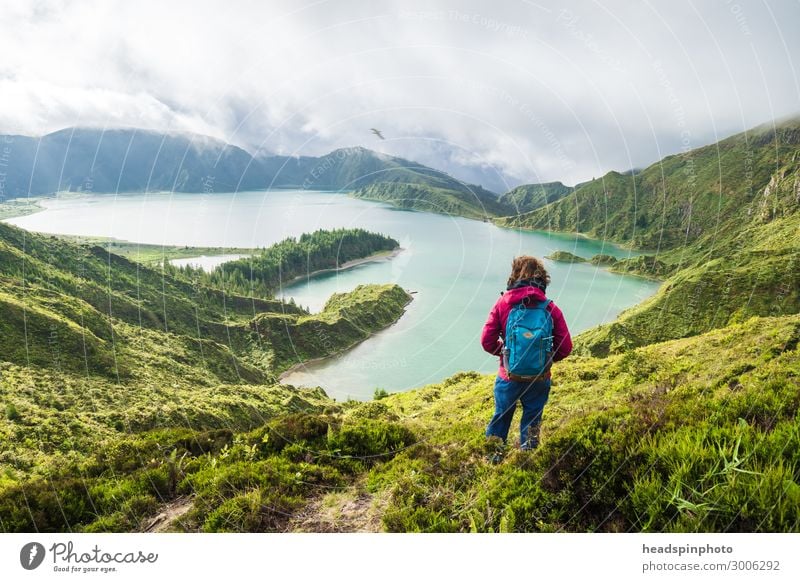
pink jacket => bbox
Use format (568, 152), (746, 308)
(480, 285), (573, 380)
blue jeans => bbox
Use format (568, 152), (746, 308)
(486, 375), (551, 449)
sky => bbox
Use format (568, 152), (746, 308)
(0, 0), (798, 192)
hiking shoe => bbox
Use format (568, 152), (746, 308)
(521, 423), (541, 451)
(484, 435), (506, 464)
(487, 451), (504, 464)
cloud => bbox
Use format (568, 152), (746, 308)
(0, 0), (797, 189)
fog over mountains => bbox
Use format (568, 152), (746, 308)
(0, 127), (485, 198)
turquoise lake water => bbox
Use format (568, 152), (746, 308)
(7, 190), (660, 400)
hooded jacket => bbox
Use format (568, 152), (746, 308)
(480, 282), (573, 381)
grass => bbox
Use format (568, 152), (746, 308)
(54, 237), (255, 266)
(0, 198), (45, 220)
(0, 118), (798, 533)
(2, 311), (796, 533)
(365, 313), (800, 532)
(352, 182), (510, 219)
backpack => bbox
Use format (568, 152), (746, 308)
(502, 298), (554, 381)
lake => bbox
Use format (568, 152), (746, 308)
(6, 190), (661, 400)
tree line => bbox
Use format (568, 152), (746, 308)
(169, 228), (399, 298)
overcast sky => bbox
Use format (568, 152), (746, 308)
(0, 0), (798, 191)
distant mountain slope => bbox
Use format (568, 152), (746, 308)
(295, 146), (470, 190)
(496, 117), (800, 355)
(498, 118), (800, 249)
(0, 128), (266, 196)
(0, 128), (498, 202)
(498, 181), (573, 213)
(352, 181), (511, 219)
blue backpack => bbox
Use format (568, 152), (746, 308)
(502, 298), (554, 380)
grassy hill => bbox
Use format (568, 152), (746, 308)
(1, 118), (799, 534)
(352, 181), (511, 219)
(3, 311), (796, 532)
(0, 222), (411, 476)
(498, 118), (800, 248)
(499, 181), (573, 214)
(498, 118), (800, 355)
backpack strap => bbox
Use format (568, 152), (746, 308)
(520, 297), (551, 309)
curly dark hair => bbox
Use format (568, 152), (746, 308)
(507, 255), (551, 289)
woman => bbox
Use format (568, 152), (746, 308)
(480, 255), (572, 459)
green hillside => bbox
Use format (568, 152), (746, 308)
(1, 118), (799, 534)
(3, 311), (796, 532)
(499, 181), (573, 214)
(498, 119), (800, 248)
(352, 181), (511, 219)
(498, 118), (800, 355)
(366, 313), (800, 532)
(0, 222), (411, 474)
(190, 228), (398, 297)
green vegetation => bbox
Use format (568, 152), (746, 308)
(181, 228), (398, 297)
(3, 312), (796, 532)
(499, 182), (573, 214)
(497, 120), (800, 248)
(52, 236), (255, 267)
(499, 117), (800, 354)
(0, 221), (410, 482)
(365, 313), (800, 532)
(545, 250), (587, 263)
(258, 284), (412, 371)
(590, 254), (618, 265)
(0, 198), (44, 220)
(352, 182), (511, 219)
(1, 118), (799, 533)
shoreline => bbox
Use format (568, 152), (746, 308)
(280, 247), (404, 289)
(491, 216), (661, 254)
(0, 197), (47, 220)
(278, 290), (414, 386)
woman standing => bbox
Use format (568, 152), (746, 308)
(480, 255), (573, 460)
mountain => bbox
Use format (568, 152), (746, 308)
(0, 128), (268, 196)
(498, 181), (573, 213)
(2, 118), (800, 533)
(293, 146), (468, 190)
(352, 181), (511, 219)
(0, 128), (499, 201)
(498, 117), (800, 354)
(499, 118), (800, 248)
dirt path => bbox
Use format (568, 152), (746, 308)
(287, 483), (387, 532)
(142, 496), (194, 533)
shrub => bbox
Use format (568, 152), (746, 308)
(5, 403), (20, 421)
(246, 412), (331, 456)
(327, 419), (415, 462)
